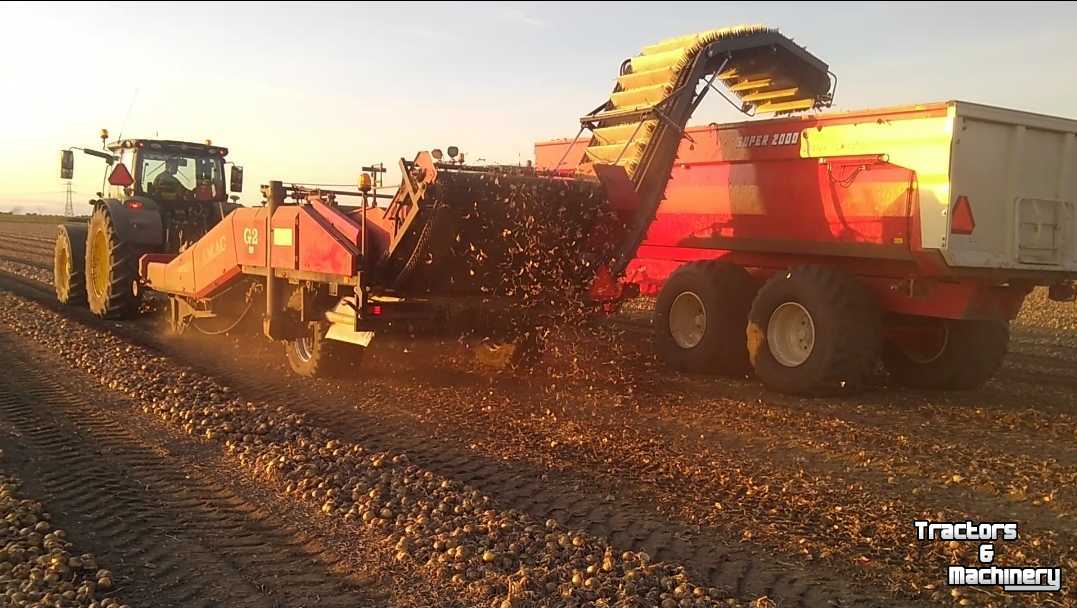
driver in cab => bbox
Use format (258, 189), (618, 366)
(152, 158), (190, 200)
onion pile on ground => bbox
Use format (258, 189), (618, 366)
(0, 463), (125, 608)
(1, 296), (750, 607)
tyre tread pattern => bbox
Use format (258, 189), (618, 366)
(283, 290), (364, 378)
(748, 265), (881, 395)
(55, 224), (87, 305)
(654, 260), (756, 375)
(86, 208), (140, 319)
(884, 319), (1009, 390)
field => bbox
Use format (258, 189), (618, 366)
(0, 218), (1074, 608)
(0, 212), (82, 225)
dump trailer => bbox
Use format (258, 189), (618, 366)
(540, 100), (1077, 394)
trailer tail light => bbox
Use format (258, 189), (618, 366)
(951, 195), (975, 235)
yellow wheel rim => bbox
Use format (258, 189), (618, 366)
(54, 241), (69, 293)
(89, 228), (110, 299)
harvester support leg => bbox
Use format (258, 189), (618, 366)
(263, 180), (284, 340)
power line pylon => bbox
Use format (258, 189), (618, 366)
(64, 180), (74, 217)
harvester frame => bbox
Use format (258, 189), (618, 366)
(135, 149), (609, 376)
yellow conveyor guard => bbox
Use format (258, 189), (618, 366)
(582, 25), (822, 178)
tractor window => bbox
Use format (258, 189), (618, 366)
(141, 152), (225, 202)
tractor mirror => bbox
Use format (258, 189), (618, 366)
(60, 150), (74, 179)
(230, 165), (243, 192)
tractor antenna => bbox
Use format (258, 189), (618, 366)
(117, 88), (139, 141)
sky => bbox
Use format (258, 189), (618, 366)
(2, 1), (1077, 215)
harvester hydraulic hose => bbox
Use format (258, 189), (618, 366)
(191, 299), (254, 336)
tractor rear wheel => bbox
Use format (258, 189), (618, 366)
(284, 321), (365, 378)
(85, 207), (141, 319)
(654, 260), (757, 375)
(883, 317), (1008, 390)
(747, 266), (881, 395)
(54, 223), (87, 305)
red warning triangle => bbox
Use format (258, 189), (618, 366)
(951, 195), (975, 235)
(108, 163), (134, 187)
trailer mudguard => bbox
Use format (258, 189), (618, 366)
(97, 197), (164, 246)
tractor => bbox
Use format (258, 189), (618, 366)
(55, 131), (243, 318)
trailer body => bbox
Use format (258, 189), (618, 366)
(538, 101), (1077, 321)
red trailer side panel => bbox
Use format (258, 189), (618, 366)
(535, 104), (949, 296)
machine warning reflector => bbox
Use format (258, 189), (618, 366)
(108, 163), (134, 187)
(272, 227), (294, 246)
(951, 195), (975, 235)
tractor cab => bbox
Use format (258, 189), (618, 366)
(55, 133), (246, 320)
(104, 139), (237, 204)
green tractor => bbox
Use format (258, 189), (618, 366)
(56, 130), (243, 318)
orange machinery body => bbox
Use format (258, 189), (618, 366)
(539, 104), (1046, 321)
(539, 106), (934, 284)
(141, 200), (392, 299)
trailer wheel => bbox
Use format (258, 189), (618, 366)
(85, 207), (141, 319)
(54, 223), (87, 305)
(883, 318), (1008, 390)
(747, 266), (880, 395)
(285, 322), (364, 378)
(654, 261), (756, 375)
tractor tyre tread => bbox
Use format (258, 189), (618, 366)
(55, 223), (87, 306)
(85, 207), (141, 319)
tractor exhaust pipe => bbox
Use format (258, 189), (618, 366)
(263, 180), (284, 340)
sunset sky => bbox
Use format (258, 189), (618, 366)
(3, 1), (1076, 214)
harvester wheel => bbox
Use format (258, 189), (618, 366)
(54, 223), (87, 305)
(285, 322), (364, 378)
(84, 207), (141, 319)
(747, 266), (881, 395)
(654, 261), (756, 375)
(883, 317), (1008, 390)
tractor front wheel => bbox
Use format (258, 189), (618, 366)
(85, 207), (141, 319)
(54, 223), (87, 305)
